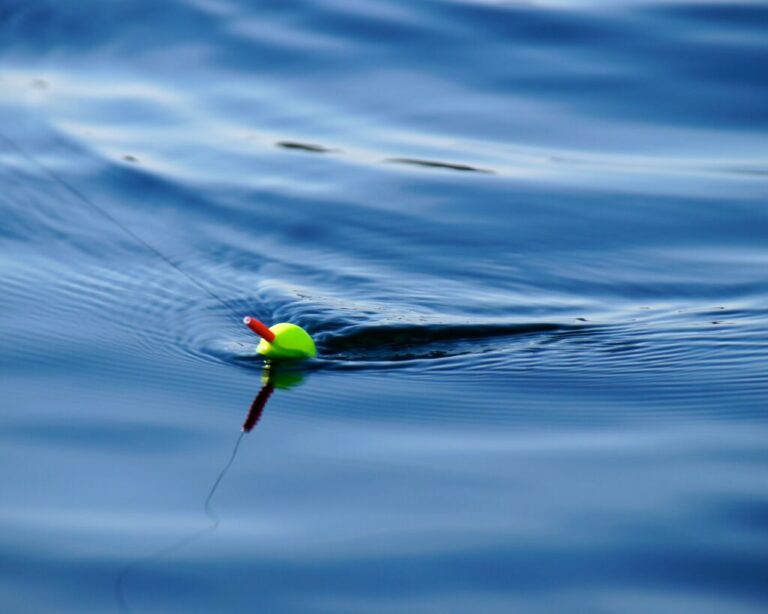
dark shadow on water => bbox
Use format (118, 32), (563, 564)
(274, 141), (493, 174)
(316, 321), (571, 361)
(320, 322), (566, 350)
(276, 141), (339, 154)
(384, 157), (494, 173)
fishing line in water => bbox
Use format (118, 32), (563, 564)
(0, 129), (244, 321)
(114, 431), (247, 613)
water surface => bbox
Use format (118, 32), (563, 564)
(1, 1), (767, 612)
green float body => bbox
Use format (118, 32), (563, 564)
(257, 322), (317, 360)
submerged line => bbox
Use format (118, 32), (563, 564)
(205, 431), (245, 522)
(114, 431), (246, 614)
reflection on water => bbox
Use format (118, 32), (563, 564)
(242, 365), (308, 432)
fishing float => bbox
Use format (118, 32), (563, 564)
(243, 316), (317, 360)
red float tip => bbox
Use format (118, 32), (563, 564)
(243, 316), (276, 343)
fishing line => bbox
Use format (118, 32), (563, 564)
(114, 431), (246, 613)
(0, 129), (243, 321)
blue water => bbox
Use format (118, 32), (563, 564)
(2, 1), (768, 612)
